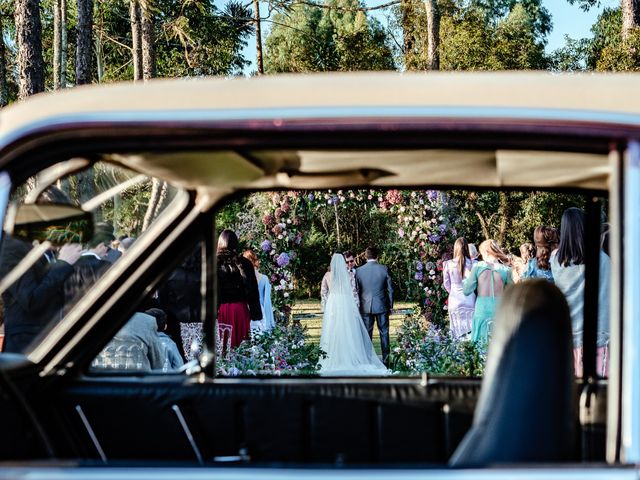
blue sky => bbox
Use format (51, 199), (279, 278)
(242, 0), (620, 72)
(546, 0), (618, 51)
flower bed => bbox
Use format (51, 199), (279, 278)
(391, 314), (487, 376)
(217, 324), (326, 376)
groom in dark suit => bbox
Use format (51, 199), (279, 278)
(355, 245), (393, 366)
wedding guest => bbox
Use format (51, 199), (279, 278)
(217, 230), (262, 348)
(146, 308), (184, 371)
(63, 230), (114, 313)
(551, 207), (610, 377)
(442, 237), (476, 338)
(511, 243), (535, 282)
(463, 239), (513, 344)
(522, 226), (558, 283)
(468, 243), (479, 261)
(242, 249), (276, 331)
(0, 187), (82, 353)
(156, 246), (201, 360)
(343, 250), (360, 302)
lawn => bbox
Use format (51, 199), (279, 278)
(292, 299), (419, 355)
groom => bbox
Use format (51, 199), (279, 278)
(356, 245), (393, 366)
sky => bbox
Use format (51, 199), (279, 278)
(242, 0), (621, 73)
(546, 0), (618, 52)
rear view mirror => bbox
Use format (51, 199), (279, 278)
(8, 203), (94, 244)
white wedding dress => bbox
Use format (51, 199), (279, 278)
(319, 254), (389, 376)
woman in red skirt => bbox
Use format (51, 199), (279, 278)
(217, 230), (262, 348)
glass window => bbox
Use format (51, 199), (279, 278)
(0, 160), (183, 356)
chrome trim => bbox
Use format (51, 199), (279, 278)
(3, 105), (640, 149)
(0, 172), (11, 244)
(607, 147), (623, 463)
(171, 405), (204, 465)
(622, 140), (640, 463)
(0, 466), (633, 479)
(75, 405), (107, 463)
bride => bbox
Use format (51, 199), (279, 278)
(319, 253), (389, 376)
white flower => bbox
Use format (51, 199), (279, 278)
(270, 249), (276, 255)
(277, 234), (283, 239)
(288, 283), (294, 289)
(400, 206), (405, 212)
(280, 279), (286, 285)
(286, 219), (291, 224)
(284, 292), (289, 298)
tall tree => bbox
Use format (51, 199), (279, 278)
(622, 0), (640, 39)
(424, 0), (440, 69)
(265, 0), (395, 72)
(130, 0), (143, 81)
(15, 0), (45, 98)
(76, 0), (94, 84)
(140, 0), (155, 80)
(253, 0), (263, 74)
(53, 0), (62, 89)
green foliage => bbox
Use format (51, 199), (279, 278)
(449, 191), (585, 254)
(93, 0), (253, 82)
(391, 313), (487, 376)
(435, 0), (548, 71)
(264, 0), (396, 72)
(217, 323), (326, 376)
(548, 35), (590, 72)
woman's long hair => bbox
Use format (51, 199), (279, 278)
(217, 229), (239, 254)
(557, 207), (585, 267)
(479, 239), (510, 265)
(453, 237), (471, 278)
(534, 226), (559, 270)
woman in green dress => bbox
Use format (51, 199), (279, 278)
(463, 240), (513, 343)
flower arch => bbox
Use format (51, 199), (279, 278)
(231, 188), (459, 327)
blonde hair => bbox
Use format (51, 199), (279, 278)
(479, 239), (510, 265)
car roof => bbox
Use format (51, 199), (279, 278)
(1, 72), (634, 192)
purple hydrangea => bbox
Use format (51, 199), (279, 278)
(414, 271), (424, 281)
(276, 252), (290, 267)
(308, 193), (315, 201)
(427, 190), (438, 202)
(261, 240), (272, 252)
(428, 234), (441, 243)
(439, 224), (447, 233)
(416, 261), (423, 271)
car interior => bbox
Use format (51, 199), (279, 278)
(0, 138), (614, 468)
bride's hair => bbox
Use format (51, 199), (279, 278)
(452, 237), (471, 278)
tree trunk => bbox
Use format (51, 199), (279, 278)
(142, 178), (160, 232)
(253, 0), (263, 74)
(95, 33), (104, 82)
(15, 0), (45, 99)
(76, 0), (93, 85)
(61, 0), (67, 87)
(130, 0), (142, 81)
(424, 0), (440, 70)
(152, 181), (167, 219)
(53, 0), (61, 89)
(0, 15), (8, 106)
(622, 0), (640, 39)
(400, 0), (414, 69)
(497, 192), (509, 245)
(140, 2), (155, 80)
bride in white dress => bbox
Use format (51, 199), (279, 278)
(319, 253), (389, 376)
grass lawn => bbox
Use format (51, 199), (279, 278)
(292, 299), (418, 356)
